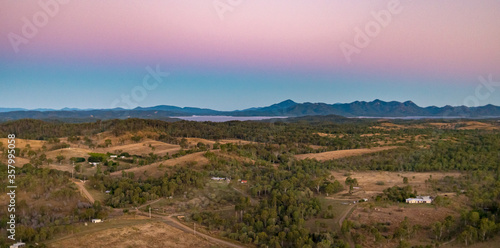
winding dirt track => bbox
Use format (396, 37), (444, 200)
(136, 211), (244, 248)
(71, 179), (95, 204)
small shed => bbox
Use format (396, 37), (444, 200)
(92, 219), (102, 223)
(211, 177), (226, 181)
(10, 242), (26, 248)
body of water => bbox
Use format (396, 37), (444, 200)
(174, 116), (288, 122)
(355, 116), (500, 120)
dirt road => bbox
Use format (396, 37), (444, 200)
(71, 179), (95, 204)
(338, 204), (355, 227)
(336, 203), (356, 248)
(136, 211), (244, 248)
(136, 198), (162, 210)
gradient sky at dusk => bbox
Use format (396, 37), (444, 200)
(1, 0), (499, 110)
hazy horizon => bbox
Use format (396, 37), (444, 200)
(2, 98), (500, 112)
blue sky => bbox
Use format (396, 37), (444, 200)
(1, 62), (496, 111)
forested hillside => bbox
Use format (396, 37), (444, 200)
(1, 118), (499, 247)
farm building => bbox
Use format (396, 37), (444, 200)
(10, 242), (26, 248)
(92, 219), (102, 223)
(406, 196), (432, 204)
(211, 177), (226, 181)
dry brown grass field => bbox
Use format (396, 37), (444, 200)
(184, 137), (259, 146)
(46, 217), (222, 248)
(184, 137), (217, 146)
(0, 138), (46, 149)
(360, 133), (385, 137)
(110, 151), (209, 178)
(337, 170), (465, 248)
(373, 121), (499, 131)
(349, 203), (460, 248)
(424, 121), (498, 130)
(377, 122), (404, 129)
(329, 171), (462, 198)
(313, 132), (345, 138)
(294, 146), (398, 161)
(96, 139), (181, 156)
(218, 139), (257, 145)
(11, 157), (30, 168)
(45, 147), (93, 160)
(351, 204), (458, 233)
(457, 121), (498, 130)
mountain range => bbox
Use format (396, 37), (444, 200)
(1, 99), (500, 122)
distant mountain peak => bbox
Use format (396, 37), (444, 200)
(276, 99), (297, 106)
(245, 99), (298, 113)
(402, 100), (417, 106)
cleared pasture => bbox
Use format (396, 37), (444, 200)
(294, 146), (398, 161)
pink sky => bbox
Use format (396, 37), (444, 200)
(1, 0), (499, 82)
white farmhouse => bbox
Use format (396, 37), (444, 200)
(211, 177), (226, 181)
(92, 219), (102, 223)
(406, 196), (432, 204)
